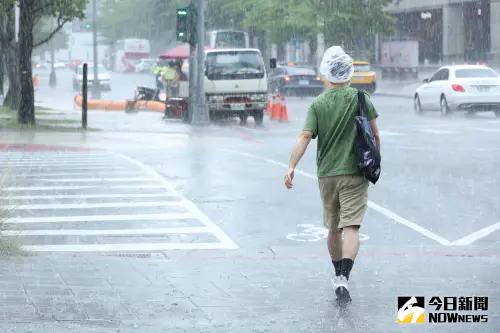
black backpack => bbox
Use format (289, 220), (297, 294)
(355, 90), (381, 184)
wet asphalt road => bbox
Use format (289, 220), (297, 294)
(0, 70), (499, 332)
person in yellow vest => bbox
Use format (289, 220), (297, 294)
(162, 61), (176, 97)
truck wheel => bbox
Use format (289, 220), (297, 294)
(239, 113), (248, 126)
(253, 110), (264, 126)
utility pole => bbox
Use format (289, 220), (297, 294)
(49, 20), (56, 87)
(91, 0), (101, 99)
(191, 0), (209, 125)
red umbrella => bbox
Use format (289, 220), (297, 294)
(159, 44), (190, 60)
(159, 44), (212, 60)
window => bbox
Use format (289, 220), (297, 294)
(455, 68), (498, 78)
(431, 69), (449, 81)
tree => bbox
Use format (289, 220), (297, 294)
(206, 0), (395, 59)
(17, 0), (86, 125)
(0, 1), (20, 110)
(317, 0), (395, 50)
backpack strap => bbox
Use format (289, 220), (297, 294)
(357, 89), (367, 118)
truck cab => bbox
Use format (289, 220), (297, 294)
(205, 48), (268, 125)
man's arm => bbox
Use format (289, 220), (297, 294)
(285, 131), (313, 189)
(370, 119), (381, 151)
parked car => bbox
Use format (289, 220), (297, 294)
(414, 65), (500, 117)
(45, 61), (67, 70)
(351, 61), (377, 94)
(72, 63), (112, 91)
(135, 58), (156, 73)
(268, 66), (323, 96)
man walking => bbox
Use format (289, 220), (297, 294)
(284, 46), (380, 305)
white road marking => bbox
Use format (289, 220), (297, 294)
(285, 224), (369, 242)
(116, 153), (238, 250)
(11, 171), (142, 177)
(418, 129), (458, 135)
(0, 162), (124, 167)
(450, 222), (500, 246)
(3, 193), (174, 200)
(225, 149), (500, 246)
(0, 158), (116, 163)
(469, 127), (500, 133)
(222, 149), (454, 246)
(3, 227), (210, 236)
(367, 201), (450, 246)
(37, 177), (154, 182)
(3, 185), (163, 191)
(22, 242), (233, 252)
(1, 166), (130, 171)
(4, 201), (183, 210)
(0, 151), (230, 252)
(6, 213), (195, 224)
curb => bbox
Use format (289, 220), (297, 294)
(373, 92), (413, 99)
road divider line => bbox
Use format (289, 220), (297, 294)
(367, 201), (451, 246)
(115, 153), (239, 250)
(4, 201), (183, 210)
(22, 242), (235, 252)
(6, 213), (195, 224)
(221, 149), (452, 246)
(450, 222), (500, 246)
(3, 227), (211, 237)
(2, 193), (175, 200)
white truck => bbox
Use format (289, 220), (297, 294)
(205, 48), (268, 125)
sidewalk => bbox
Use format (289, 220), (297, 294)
(1, 245), (498, 332)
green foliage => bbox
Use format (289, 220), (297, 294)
(33, 0), (87, 47)
(207, 0), (394, 47)
(318, 0), (395, 47)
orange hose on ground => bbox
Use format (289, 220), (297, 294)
(73, 95), (164, 112)
(145, 101), (165, 112)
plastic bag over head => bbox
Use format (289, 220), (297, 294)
(319, 46), (354, 84)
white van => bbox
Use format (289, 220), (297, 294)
(205, 49), (268, 125)
(207, 30), (250, 49)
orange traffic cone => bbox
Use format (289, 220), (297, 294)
(271, 94), (281, 120)
(265, 99), (272, 114)
(279, 95), (289, 122)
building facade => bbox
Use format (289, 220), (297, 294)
(386, 0), (500, 65)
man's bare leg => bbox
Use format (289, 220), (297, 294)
(328, 230), (343, 277)
(335, 226), (360, 305)
(342, 226), (360, 260)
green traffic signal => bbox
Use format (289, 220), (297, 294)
(176, 5), (196, 44)
(176, 7), (189, 42)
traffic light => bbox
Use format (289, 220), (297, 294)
(176, 5), (196, 44)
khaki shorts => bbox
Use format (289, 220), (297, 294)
(318, 175), (369, 231)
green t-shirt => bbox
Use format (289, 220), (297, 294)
(303, 87), (378, 178)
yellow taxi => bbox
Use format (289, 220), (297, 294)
(351, 61), (376, 94)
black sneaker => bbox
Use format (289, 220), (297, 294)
(335, 275), (352, 305)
